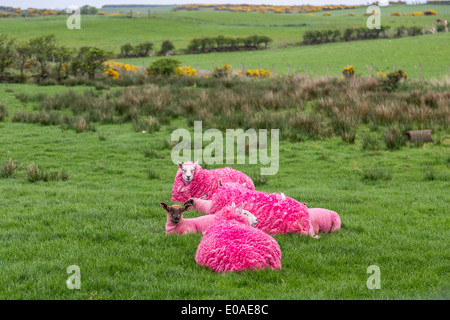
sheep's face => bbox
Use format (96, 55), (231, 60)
(232, 202), (257, 227)
(178, 161), (198, 183)
(241, 209), (258, 227)
(160, 200), (194, 224)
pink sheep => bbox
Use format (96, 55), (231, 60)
(191, 182), (315, 236)
(160, 199), (257, 235)
(308, 208), (341, 234)
(171, 160), (255, 203)
(195, 205), (282, 273)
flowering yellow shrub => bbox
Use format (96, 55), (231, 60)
(391, 12), (401, 16)
(238, 68), (272, 78)
(377, 72), (386, 77)
(411, 12), (424, 16)
(424, 9), (437, 16)
(323, 12), (331, 16)
(104, 61), (140, 80)
(342, 65), (355, 78)
(175, 66), (198, 77)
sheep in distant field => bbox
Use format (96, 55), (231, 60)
(190, 181), (315, 237)
(171, 160), (255, 203)
(160, 199), (257, 235)
(195, 204), (281, 273)
(308, 208), (341, 234)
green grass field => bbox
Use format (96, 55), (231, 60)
(0, 4), (449, 300)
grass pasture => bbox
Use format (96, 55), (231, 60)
(0, 4), (449, 300)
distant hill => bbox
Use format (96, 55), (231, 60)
(102, 5), (172, 8)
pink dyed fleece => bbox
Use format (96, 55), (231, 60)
(201, 182), (315, 236)
(171, 162), (255, 203)
(195, 207), (282, 273)
(308, 208), (341, 234)
(165, 204), (251, 235)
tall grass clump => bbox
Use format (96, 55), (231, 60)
(384, 126), (407, 150)
(1, 158), (21, 179)
(0, 103), (7, 121)
(361, 133), (381, 151)
(361, 165), (393, 181)
(26, 163), (69, 182)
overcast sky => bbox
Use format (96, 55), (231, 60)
(2, 0), (423, 10)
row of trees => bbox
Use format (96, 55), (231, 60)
(302, 25), (424, 45)
(119, 40), (175, 58)
(0, 34), (111, 81)
(187, 35), (272, 54)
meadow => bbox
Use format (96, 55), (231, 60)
(0, 4), (449, 300)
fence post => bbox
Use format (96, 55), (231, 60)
(213, 63), (215, 71)
(258, 64), (261, 78)
(419, 63), (422, 81)
(241, 63), (245, 75)
(287, 64), (290, 75)
(327, 64), (330, 78)
(305, 64), (307, 76)
(272, 64), (274, 75)
(370, 63), (373, 77)
(197, 64), (200, 77)
(393, 63), (396, 72)
(184, 65), (187, 76)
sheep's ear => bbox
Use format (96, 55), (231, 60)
(183, 199), (194, 210)
(193, 159), (199, 167)
(218, 178), (223, 187)
(160, 202), (169, 212)
(177, 162), (183, 170)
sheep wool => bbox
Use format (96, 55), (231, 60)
(165, 214), (216, 235)
(195, 206), (282, 273)
(308, 208), (341, 234)
(171, 162), (255, 203)
(208, 182), (314, 236)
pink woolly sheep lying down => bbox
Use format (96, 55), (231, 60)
(191, 182), (315, 236)
(195, 205), (281, 273)
(160, 199), (257, 235)
(171, 160), (255, 203)
(308, 208), (341, 234)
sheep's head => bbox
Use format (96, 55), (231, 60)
(177, 160), (199, 183)
(231, 202), (258, 227)
(160, 199), (194, 224)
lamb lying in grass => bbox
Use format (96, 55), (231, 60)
(308, 208), (341, 234)
(171, 160), (255, 203)
(160, 199), (257, 235)
(190, 181), (315, 236)
(195, 204), (281, 273)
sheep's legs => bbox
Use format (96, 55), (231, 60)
(189, 198), (213, 214)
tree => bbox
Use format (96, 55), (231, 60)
(135, 41), (153, 57)
(54, 46), (74, 80)
(159, 40), (175, 56)
(120, 43), (134, 57)
(0, 34), (16, 77)
(15, 40), (32, 77)
(147, 58), (180, 76)
(78, 47), (111, 79)
(29, 34), (57, 79)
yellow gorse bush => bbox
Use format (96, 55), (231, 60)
(342, 65), (355, 78)
(175, 66), (198, 77)
(103, 61), (140, 80)
(238, 68), (272, 78)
